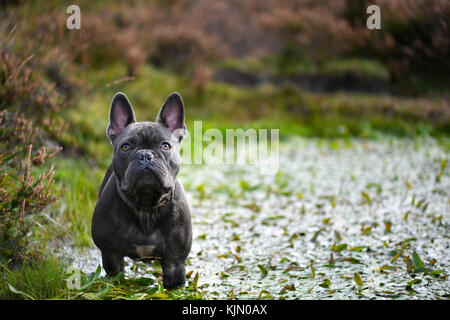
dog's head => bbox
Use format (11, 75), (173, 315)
(106, 92), (186, 210)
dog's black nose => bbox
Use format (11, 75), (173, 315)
(138, 150), (152, 165)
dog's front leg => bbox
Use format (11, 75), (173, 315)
(161, 259), (186, 289)
(101, 251), (124, 276)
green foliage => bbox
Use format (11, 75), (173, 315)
(0, 25), (65, 266)
(0, 114), (62, 266)
(0, 256), (67, 299)
(52, 158), (106, 247)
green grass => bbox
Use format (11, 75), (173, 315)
(61, 264), (204, 300)
(0, 256), (203, 300)
(51, 158), (107, 248)
(67, 64), (448, 148)
(0, 256), (68, 299)
(216, 55), (390, 79)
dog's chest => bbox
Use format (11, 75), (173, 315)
(135, 244), (157, 259)
(133, 225), (162, 259)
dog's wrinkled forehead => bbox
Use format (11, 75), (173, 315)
(117, 121), (176, 147)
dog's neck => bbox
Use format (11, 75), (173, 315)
(114, 175), (173, 214)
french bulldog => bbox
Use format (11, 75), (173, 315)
(91, 92), (192, 289)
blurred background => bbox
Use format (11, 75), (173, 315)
(0, 0), (449, 299)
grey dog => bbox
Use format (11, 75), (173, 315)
(91, 92), (192, 289)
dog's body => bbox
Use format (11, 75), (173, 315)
(91, 92), (192, 289)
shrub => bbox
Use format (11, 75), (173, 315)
(0, 50), (60, 118)
(257, 1), (359, 70)
(0, 128), (62, 265)
(0, 23), (64, 266)
(0, 23), (79, 151)
(23, 2), (220, 86)
(254, 0), (450, 86)
(340, 0), (450, 84)
(369, 0), (450, 83)
(148, 25), (216, 88)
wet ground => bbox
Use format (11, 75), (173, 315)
(62, 137), (450, 299)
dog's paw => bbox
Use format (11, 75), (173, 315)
(163, 276), (186, 289)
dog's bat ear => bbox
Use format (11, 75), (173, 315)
(156, 92), (186, 141)
(107, 92), (136, 141)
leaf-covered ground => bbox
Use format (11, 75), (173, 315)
(60, 137), (449, 299)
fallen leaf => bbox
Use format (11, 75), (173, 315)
(329, 253), (335, 266)
(349, 246), (368, 252)
(404, 211), (410, 220)
(406, 278), (422, 291)
(361, 225), (372, 235)
(343, 257), (361, 264)
(374, 265), (399, 272)
(406, 259), (414, 273)
(311, 228), (325, 242)
(310, 264), (316, 279)
(231, 254), (242, 262)
(282, 284), (296, 291)
(151, 292), (168, 299)
(331, 243), (348, 252)
(257, 265), (268, 277)
(384, 221), (392, 233)
(319, 279), (331, 288)
(353, 273), (363, 287)
(361, 191), (371, 204)
(391, 250), (403, 263)
(193, 272), (199, 292)
(430, 270), (444, 277)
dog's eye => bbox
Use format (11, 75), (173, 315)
(121, 143), (130, 152)
(161, 142), (171, 151)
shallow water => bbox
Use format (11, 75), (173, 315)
(60, 137), (450, 299)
